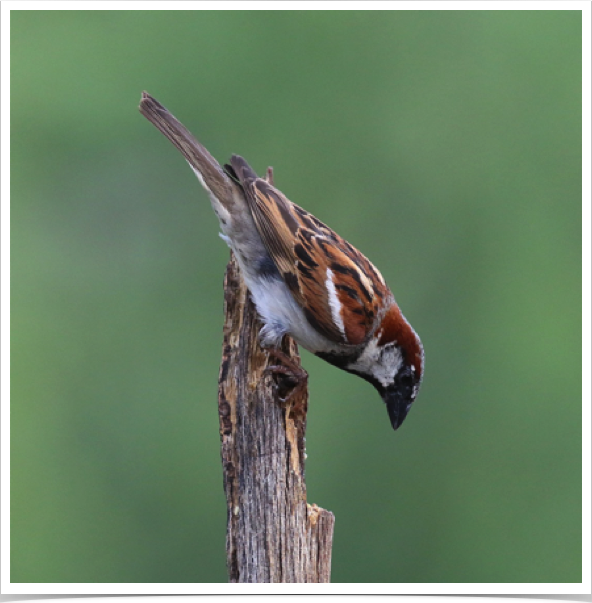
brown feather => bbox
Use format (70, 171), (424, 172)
(232, 155), (392, 346)
(139, 92), (235, 206)
(378, 305), (423, 379)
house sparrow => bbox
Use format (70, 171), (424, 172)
(139, 92), (424, 430)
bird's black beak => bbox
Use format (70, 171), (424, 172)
(381, 366), (419, 431)
(385, 394), (412, 430)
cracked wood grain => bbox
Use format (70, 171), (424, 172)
(218, 253), (335, 583)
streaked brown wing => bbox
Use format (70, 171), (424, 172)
(294, 233), (386, 345)
(234, 159), (389, 345)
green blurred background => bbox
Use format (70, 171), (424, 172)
(10, 10), (582, 583)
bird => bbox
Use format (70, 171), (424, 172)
(139, 92), (424, 430)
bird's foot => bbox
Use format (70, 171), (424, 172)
(264, 347), (308, 417)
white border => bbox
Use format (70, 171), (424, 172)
(2, 0), (591, 11)
(2, 0), (590, 596)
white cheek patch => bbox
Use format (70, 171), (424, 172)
(325, 268), (346, 338)
(347, 339), (403, 388)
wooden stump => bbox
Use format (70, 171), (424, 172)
(217, 253), (335, 583)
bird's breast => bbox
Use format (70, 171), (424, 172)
(240, 269), (340, 354)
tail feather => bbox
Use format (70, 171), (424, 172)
(139, 92), (234, 207)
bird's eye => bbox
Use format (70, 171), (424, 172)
(399, 373), (413, 386)
(398, 372), (415, 394)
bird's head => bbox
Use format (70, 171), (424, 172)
(346, 304), (424, 430)
(377, 305), (424, 430)
(380, 359), (423, 430)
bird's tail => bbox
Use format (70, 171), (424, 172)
(139, 92), (235, 209)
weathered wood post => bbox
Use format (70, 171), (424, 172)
(218, 253), (335, 583)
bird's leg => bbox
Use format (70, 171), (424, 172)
(264, 346), (308, 417)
